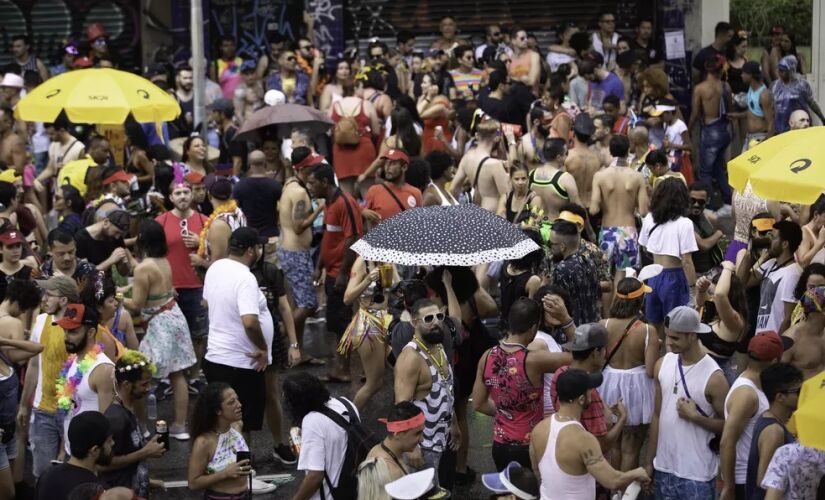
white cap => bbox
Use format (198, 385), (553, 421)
(1, 73), (23, 89)
(264, 89), (286, 106)
(385, 468), (437, 499)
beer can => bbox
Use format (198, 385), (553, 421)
(156, 420), (169, 451)
(289, 426), (302, 456)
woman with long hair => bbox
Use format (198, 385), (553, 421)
(0, 224), (36, 303)
(124, 121), (155, 195)
(124, 219), (196, 439)
(81, 273), (138, 352)
(319, 59), (351, 114)
(599, 276), (659, 471)
(422, 150), (458, 207)
(359, 67), (394, 123)
(416, 72), (453, 155)
(498, 229), (543, 321)
(796, 194), (825, 267)
(181, 135), (210, 177)
(358, 107), (423, 186)
(187, 382), (252, 499)
(789, 262), (825, 326)
(639, 67), (680, 147)
(497, 162), (544, 223)
(339, 256), (398, 409)
(770, 33), (806, 78)
(329, 78), (380, 196)
(638, 178), (698, 335)
(261, 137), (290, 184)
(695, 263), (748, 385)
(53, 184), (85, 236)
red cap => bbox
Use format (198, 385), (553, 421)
(0, 230), (23, 245)
(184, 171), (205, 185)
(53, 304), (92, 331)
(102, 170), (134, 185)
(293, 153), (324, 171)
(73, 56), (94, 69)
(381, 149), (410, 163)
(748, 331), (793, 361)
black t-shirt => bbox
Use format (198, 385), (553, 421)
(478, 91), (510, 123)
(75, 228), (126, 266)
(629, 38), (663, 67)
(101, 402), (145, 492)
(692, 45), (725, 79)
(35, 463), (99, 500)
(218, 125), (248, 172)
(233, 176), (283, 238)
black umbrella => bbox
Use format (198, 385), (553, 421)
(233, 103), (333, 142)
(351, 204), (541, 266)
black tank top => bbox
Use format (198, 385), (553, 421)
(499, 267), (532, 321)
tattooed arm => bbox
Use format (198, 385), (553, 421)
(292, 195), (324, 234)
(579, 431), (650, 490)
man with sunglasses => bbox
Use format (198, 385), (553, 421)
(688, 182), (724, 276)
(592, 11), (619, 70)
(265, 50), (309, 106)
(395, 297), (460, 487)
(475, 24), (508, 62)
(448, 46), (483, 102)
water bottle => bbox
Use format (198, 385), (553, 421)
(146, 393), (158, 421)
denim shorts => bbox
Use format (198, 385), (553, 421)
(655, 469), (716, 499)
(176, 287), (208, 339)
(0, 433), (16, 470)
(31, 409), (64, 478)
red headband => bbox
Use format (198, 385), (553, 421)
(378, 413), (425, 433)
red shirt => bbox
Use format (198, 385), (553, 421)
(320, 191), (363, 278)
(549, 365), (608, 437)
(156, 211), (207, 289)
(365, 182), (423, 221)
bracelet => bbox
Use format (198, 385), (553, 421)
(289, 343), (299, 349)
(560, 318), (574, 330)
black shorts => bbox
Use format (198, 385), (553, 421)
(202, 359), (266, 431)
(325, 278), (353, 338)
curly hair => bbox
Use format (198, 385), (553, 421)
(190, 382), (233, 441)
(640, 67), (669, 98)
(795, 263), (825, 301)
(5, 279), (42, 311)
(650, 177), (689, 223)
(282, 373), (331, 424)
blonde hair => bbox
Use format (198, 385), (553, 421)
(357, 457), (392, 500)
(476, 118), (501, 142)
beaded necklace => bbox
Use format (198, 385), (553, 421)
(413, 336), (448, 381)
(197, 200), (239, 257)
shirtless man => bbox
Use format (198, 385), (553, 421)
(781, 286), (825, 380)
(277, 147), (325, 364)
(529, 138), (580, 219)
(591, 135), (649, 284)
(688, 54), (733, 212)
(452, 119), (509, 213)
(395, 297), (460, 482)
(733, 61), (774, 152)
(627, 126), (650, 172)
(0, 107), (26, 173)
(591, 115), (614, 168)
(565, 114), (601, 207)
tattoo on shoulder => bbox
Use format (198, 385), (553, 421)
(582, 448), (604, 466)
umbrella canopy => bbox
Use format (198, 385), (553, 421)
(728, 127), (825, 204)
(15, 68), (180, 124)
(791, 369), (825, 451)
(233, 103), (333, 142)
(351, 204), (541, 266)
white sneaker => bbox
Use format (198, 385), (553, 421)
(251, 478), (277, 494)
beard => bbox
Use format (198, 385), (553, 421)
(96, 447), (113, 466)
(420, 324), (445, 344)
(65, 335), (88, 354)
(551, 252), (564, 263)
(537, 125), (549, 137)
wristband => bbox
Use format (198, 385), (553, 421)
(289, 343), (299, 349)
(560, 318), (574, 330)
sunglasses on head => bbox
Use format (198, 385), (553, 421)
(417, 312), (445, 324)
(690, 197), (707, 207)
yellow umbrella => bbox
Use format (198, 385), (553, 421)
(789, 369), (825, 451)
(15, 68), (180, 124)
(728, 127), (825, 204)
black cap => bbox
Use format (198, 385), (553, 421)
(68, 411), (112, 458)
(207, 97), (234, 114)
(209, 177), (233, 201)
(742, 61), (761, 77)
(573, 114), (595, 137)
(556, 368), (604, 402)
(106, 209), (130, 232)
(229, 227), (267, 250)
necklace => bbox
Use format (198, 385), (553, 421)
(673, 355), (699, 394)
(413, 336), (448, 381)
(56, 343), (104, 415)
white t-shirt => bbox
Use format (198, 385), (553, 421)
(203, 258), (274, 369)
(48, 137), (85, 173)
(298, 398), (358, 500)
(664, 119), (688, 160)
(756, 259), (802, 334)
(546, 51), (576, 73)
(638, 213), (698, 258)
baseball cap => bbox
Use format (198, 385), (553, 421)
(0, 169), (21, 183)
(0, 73), (23, 89)
(229, 227), (267, 251)
(73, 56), (94, 69)
(573, 114), (595, 136)
(102, 170), (135, 186)
(748, 331), (793, 361)
(208, 97), (234, 113)
(482, 461), (539, 499)
(563, 323), (608, 352)
(53, 303), (97, 330)
(556, 368), (604, 402)
(742, 61), (761, 77)
(68, 411), (112, 458)
(264, 89), (286, 106)
(665, 305), (711, 334)
(208, 177), (233, 201)
(0, 230), (24, 245)
(106, 210), (130, 232)
(649, 104), (677, 117)
(381, 148), (410, 163)
(143, 63), (167, 79)
(36, 275), (79, 302)
(751, 217), (776, 232)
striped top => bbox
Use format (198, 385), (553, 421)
(449, 68), (484, 98)
(405, 341), (454, 453)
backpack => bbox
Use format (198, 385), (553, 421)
(318, 397), (377, 500)
(334, 102), (363, 146)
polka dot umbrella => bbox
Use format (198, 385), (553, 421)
(351, 204), (541, 266)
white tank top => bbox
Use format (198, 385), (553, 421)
(724, 376), (769, 484)
(63, 351), (114, 455)
(654, 352), (721, 482)
(534, 331), (562, 416)
(538, 415), (596, 499)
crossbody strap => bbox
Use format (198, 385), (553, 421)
(677, 356), (709, 417)
(473, 156), (492, 189)
(380, 183), (406, 212)
(603, 317), (638, 369)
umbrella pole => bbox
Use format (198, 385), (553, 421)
(191, 0), (207, 138)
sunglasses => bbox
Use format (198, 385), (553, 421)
(491, 32), (501, 37)
(416, 312), (445, 325)
(690, 197), (707, 207)
(783, 387), (802, 395)
(179, 219), (189, 236)
(286, 56), (296, 62)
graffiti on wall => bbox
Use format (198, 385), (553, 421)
(308, 0), (343, 61)
(0, 0), (141, 70)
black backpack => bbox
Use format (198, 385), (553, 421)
(318, 397), (378, 499)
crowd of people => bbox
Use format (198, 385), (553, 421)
(0, 9), (822, 500)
